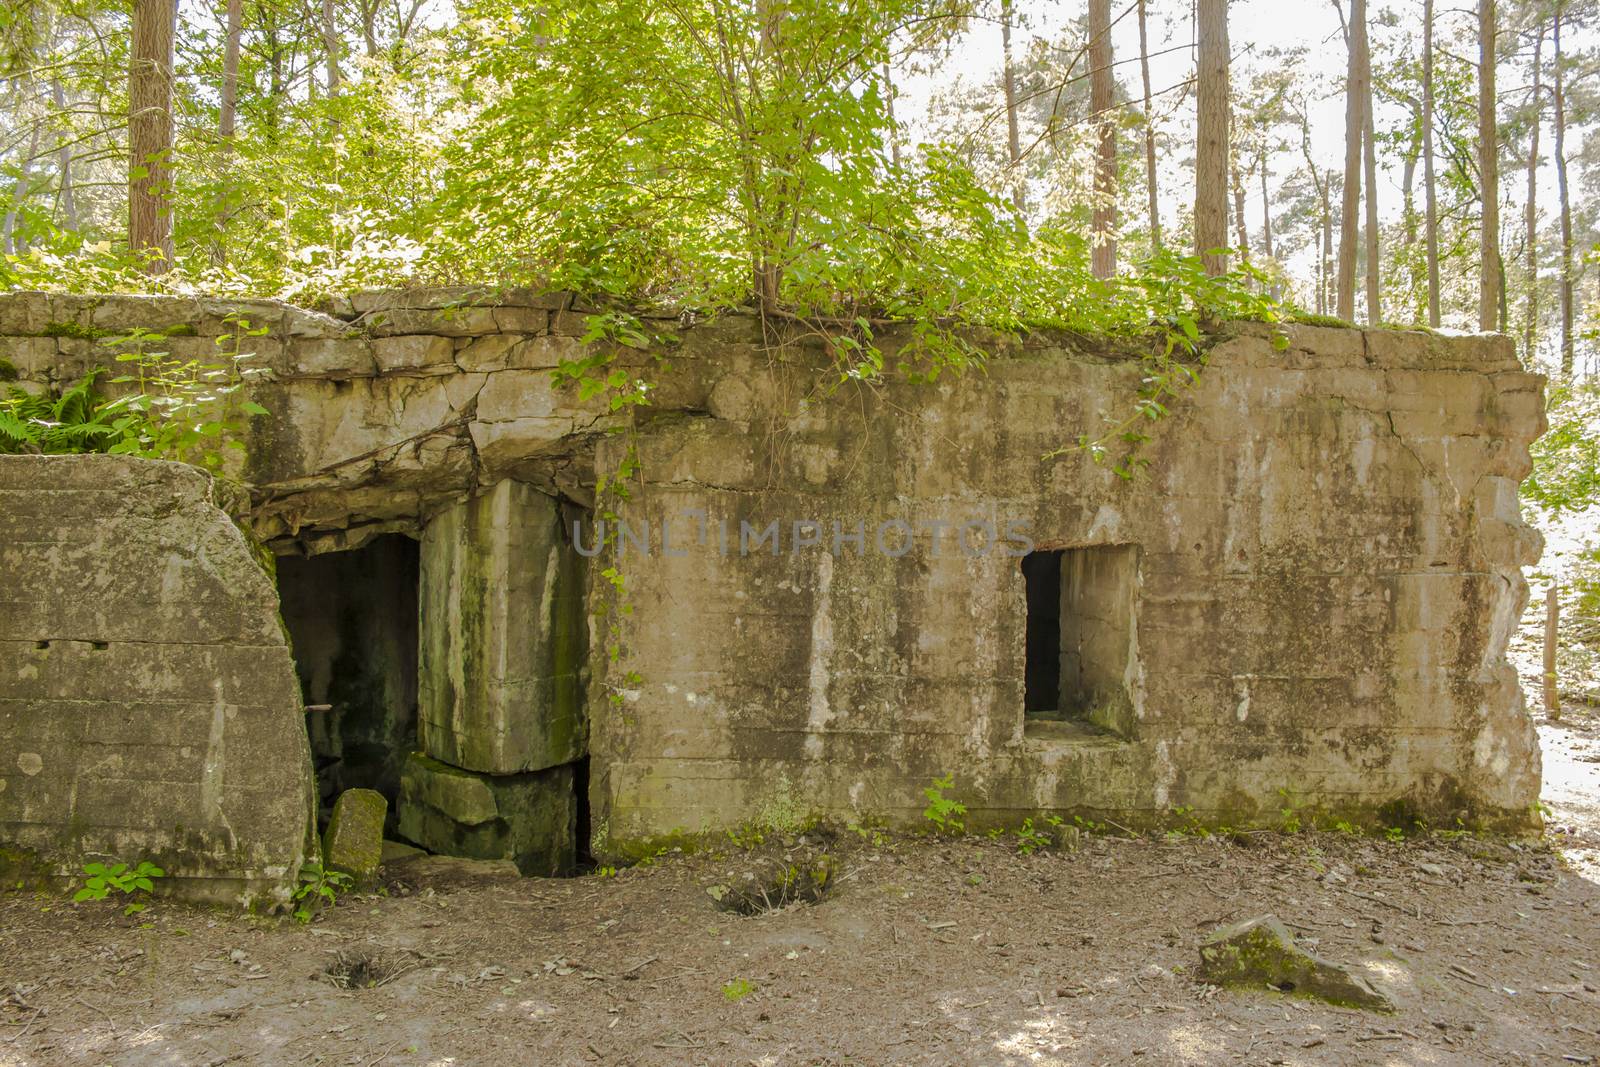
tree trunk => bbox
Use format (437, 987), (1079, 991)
(1001, 0), (1023, 210)
(1232, 160), (1249, 264)
(129, 0), (176, 273)
(1090, 0), (1116, 277)
(322, 0), (341, 95)
(1422, 0), (1441, 326)
(882, 59), (901, 169)
(1553, 1), (1574, 374)
(1259, 158), (1273, 262)
(1525, 24), (1543, 362)
(1478, 0), (1500, 333)
(1322, 176), (1334, 315)
(51, 79), (76, 230)
(1336, 0), (1367, 320)
(1138, 0), (1160, 246)
(1195, 0), (1230, 275)
(220, 0), (243, 139)
(1360, 10), (1381, 324)
(3, 131), (41, 256)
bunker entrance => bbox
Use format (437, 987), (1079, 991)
(277, 534), (420, 833)
(1022, 544), (1139, 737)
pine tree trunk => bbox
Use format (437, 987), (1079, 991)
(1322, 177), (1334, 315)
(129, 0), (176, 273)
(323, 0), (341, 94)
(52, 79), (76, 230)
(882, 59), (901, 169)
(1232, 160), (1250, 264)
(1195, 0), (1230, 276)
(1260, 158), (1273, 261)
(1336, 0), (1367, 319)
(1422, 0), (1441, 326)
(1090, 0), (1116, 277)
(1553, 2), (1574, 374)
(220, 0), (243, 139)
(1360, 13), (1381, 324)
(1138, 0), (1160, 246)
(1525, 25), (1543, 362)
(1001, 0), (1023, 210)
(1478, 0), (1500, 333)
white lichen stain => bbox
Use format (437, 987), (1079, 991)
(804, 553), (835, 759)
(1086, 505), (1122, 541)
(1233, 676), (1252, 722)
(1152, 739), (1176, 809)
(16, 752), (42, 776)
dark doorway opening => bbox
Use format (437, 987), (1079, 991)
(277, 534), (420, 832)
(1021, 544), (1140, 736)
(1022, 550), (1063, 714)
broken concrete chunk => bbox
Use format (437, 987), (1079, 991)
(396, 753), (575, 877)
(380, 839), (426, 864)
(1196, 914), (1394, 1012)
(323, 788), (388, 884)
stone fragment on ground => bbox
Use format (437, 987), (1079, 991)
(1196, 914), (1394, 1011)
(381, 839), (426, 863)
(324, 789), (388, 884)
(383, 853), (522, 887)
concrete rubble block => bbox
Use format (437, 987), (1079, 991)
(1196, 914), (1394, 1012)
(0, 290), (54, 334)
(0, 454), (316, 908)
(419, 480), (587, 774)
(372, 334), (456, 374)
(323, 788), (388, 884)
(367, 306), (500, 338)
(286, 338), (377, 378)
(396, 753), (575, 876)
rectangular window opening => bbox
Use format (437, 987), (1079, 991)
(1022, 544), (1139, 738)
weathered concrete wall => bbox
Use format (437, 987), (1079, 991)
(0, 291), (1546, 862)
(584, 324), (1545, 851)
(0, 454), (316, 905)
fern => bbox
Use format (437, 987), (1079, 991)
(0, 371), (129, 456)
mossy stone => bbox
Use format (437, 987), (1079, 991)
(1197, 914), (1393, 1012)
(323, 788), (388, 884)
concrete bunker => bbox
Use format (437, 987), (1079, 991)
(0, 291), (1552, 896)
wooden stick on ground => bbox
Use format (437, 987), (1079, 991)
(1545, 584), (1560, 721)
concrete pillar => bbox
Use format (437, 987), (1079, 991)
(417, 480), (586, 773)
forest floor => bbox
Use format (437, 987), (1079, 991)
(1, 801), (1599, 1067)
(2, 699), (1599, 1067)
(3, 560), (1599, 1066)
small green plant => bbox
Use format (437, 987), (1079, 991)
(722, 977), (755, 1002)
(1384, 826), (1405, 843)
(1015, 818), (1051, 855)
(74, 860), (164, 915)
(921, 774), (966, 835)
(102, 315), (270, 472)
(293, 862), (354, 923)
(1331, 820), (1358, 834)
(1277, 789), (1303, 834)
(595, 865), (619, 878)
(1071, 814), (1107, 834)
(1164, 805), (1210, 840)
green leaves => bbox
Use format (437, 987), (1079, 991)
(1525, 381), (1600, 514)
(73, 860), (165, 903)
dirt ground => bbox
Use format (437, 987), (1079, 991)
(2, 799), (1598, 1066)
(5, 610), (1600, 1066)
